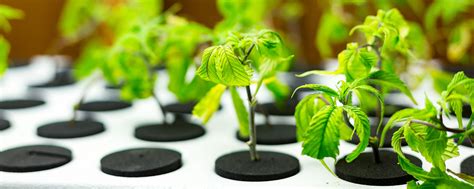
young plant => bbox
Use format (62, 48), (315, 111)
(382, 71), (474, 188)
(295, 9), (420, 185)
(192, 29), (292, 160)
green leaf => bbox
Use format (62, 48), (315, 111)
(197, 45), (252, 86)
(292, 84), (338, 98)
(337, 43), (378, 82)
(296, 70), (341, 77)
(342, 105), (370, 162)
(302, 105), (343, 160)
(391, 126), (405, 157)
(295, 94), (320, 141)
(229, 87), (249, 137)
(368, 70), (417, 104)
(0, 37), (10, 76)
(74, 41), (107, 80)
(192, 84), (227, 124)
(353, 84), (385, 132)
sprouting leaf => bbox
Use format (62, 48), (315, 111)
(229, 87), (249, 137)
(342, 105), (370, 162)
(0, 37), (10, 76)
(337, 43), (378, 82)
(292, 84), (338, 98)
(197, 45), (252, 86)
(295, 94), (322, 141)
(192, 84), (227, 124)
(302, 105), (343, 160)
(367, 70), (417, 104)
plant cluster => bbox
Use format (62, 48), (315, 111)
(296, 8), (474, 188)
(385, 71), (474, 188)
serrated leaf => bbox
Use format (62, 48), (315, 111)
(337, 43), (378, 82)
(292, 84), (338, 98)
(302, 105), (342, 160)
(391, 126), (405, 157)
(342, 105), (370, 162)
(192, 84), (227, 124)
(229, 87), (249, 137)
(197, 45), (252, 86)
(368, 70), (417, 104)
(295, 94), (320, 141)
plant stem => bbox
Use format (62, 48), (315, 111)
(370, 142), (382, 163)
(70, 75), (100, 126)
(246, 86), (259, 161)
(151, 92), (168, 125)
(239, 43), (259, 161)
(411, 119), (465, 133)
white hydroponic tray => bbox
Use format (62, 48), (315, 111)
(0, 57), (472, 189)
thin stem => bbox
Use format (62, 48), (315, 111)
(70, 75), (100, 125)
(411, 119), (466, 133)
(239, 43), (259, 161)
(246, 86), (259, 161)
(152, 92), (168, 125)
(370, 142), (382, 163)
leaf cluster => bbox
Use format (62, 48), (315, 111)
(385, 72), (474, 187)
(193, 29), (293, 137)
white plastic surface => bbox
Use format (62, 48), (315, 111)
(0, 57), (472, 189)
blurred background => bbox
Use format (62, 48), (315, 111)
(0, 0), (473, 68)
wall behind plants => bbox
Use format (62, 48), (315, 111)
(0, 0), (473, 66)
(0, 0), (80, 60)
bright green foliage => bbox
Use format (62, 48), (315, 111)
(108, 34), (156, 100)
(302, 105), (343, 160)
(367, 70), (416, 103)
(351, 9), (410, 56)
(388, 72), (474, 187)
(294, 79), (377, 164)
(60, 0), (161, 82)
(215, 0), (275, 34)
(193, 29), (293, 135)
(0, 5), (22, 76)
(229, 87), (249, 137)
(336, 43), (377, 81)
(197, 45), (252, 86)
(440, 72), (474, 130)
(192, 84), (227, 124)
(153, 16), (215, 102)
